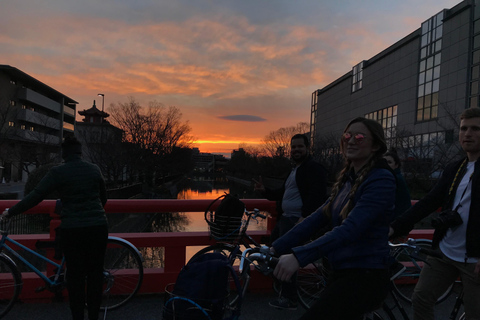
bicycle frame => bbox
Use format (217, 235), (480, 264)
(0, 234), (65, 287)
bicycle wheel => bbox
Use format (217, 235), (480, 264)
(191, 243), (240, 262)
(296, 259), (328, 310)
(364, 311), (388, 320)
(191, 244), (245, 309)
(391, 239), (453, 304)
(0, 254), (22, 318)
(100, 237), (144, 310)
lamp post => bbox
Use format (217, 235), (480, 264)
(97, 93), (104, 124)
(97, 93), (105, 112)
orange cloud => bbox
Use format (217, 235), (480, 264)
(1, 0), (461, 154)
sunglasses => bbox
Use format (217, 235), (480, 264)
(342, 132), (367, 144)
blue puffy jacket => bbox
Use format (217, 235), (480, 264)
(273, 165), (395, 270)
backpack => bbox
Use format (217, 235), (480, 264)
(205, 193), (245, 241)
(162, 252), (242, 320)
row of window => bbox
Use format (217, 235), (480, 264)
(417, 12), (444, 122)
(471, 15), (480, 108)
(8, 122), (35, 131)
(352, 61), (364, 93)
(351, 13), (444, 123)
(398, 130), (452, 160)
(10, 100), (36, 111)
(365, 105), (398, 144)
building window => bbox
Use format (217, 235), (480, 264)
(310, 91), (318, 151)
(29, 126), (34, 132)
(365, 105), (397, 147)
(8, 122), (14, 127)
(417, 11), (444, 122)
(401, 131), (448, 163)
(9, 100), (16, 106)
(352, 61), (364, 93)
(471, 14), (480, 107)
(20, 125), (26, 130)
(10, 80), (16, 85)
(22, 105), (27, 109)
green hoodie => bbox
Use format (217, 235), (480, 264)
(9, 155), (107, 229)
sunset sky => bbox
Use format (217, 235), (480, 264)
(1, 0), (461, 156)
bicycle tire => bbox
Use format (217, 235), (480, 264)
(100, 237), (144, 310)
(364, 311), (390, 320)
(378, 302), (397, 320)
(191, 243), (245, 309)
(191, 243), (240, 262)
(296, 259), (328, 310)
(391, 239), (453, 304)
(0, 254), (22, 318)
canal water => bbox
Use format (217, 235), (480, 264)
(175, 175), (268, 233)
(138, 175), (270, 268)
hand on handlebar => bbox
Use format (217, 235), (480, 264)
(273, 253), (300, 282)
(0, 209), (10, 222)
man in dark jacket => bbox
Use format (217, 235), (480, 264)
(390, 108), (480, 320)
(2, 136), (108, 320)
(254, 133), (328, 310)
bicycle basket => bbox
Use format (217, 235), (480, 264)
(204, 194), (245, 242)
(163, 283), (227, 320)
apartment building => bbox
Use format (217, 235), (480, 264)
(311, 0), (478, 175)
(0, 65), (77, 182)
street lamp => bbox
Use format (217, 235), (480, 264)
(97, 93), (105, 112)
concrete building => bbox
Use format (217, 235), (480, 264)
(0, 65), (77, 182)
(311, 0), (477, 174)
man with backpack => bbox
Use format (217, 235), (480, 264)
(254, 133), (328, 310)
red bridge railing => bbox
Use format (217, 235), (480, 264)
(0, 199), (278, 302)
(0, 199), (433, 302)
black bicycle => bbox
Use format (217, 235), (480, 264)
(191, 207), (268, 306)
(294, 238), (465, 319)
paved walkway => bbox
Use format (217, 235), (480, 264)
(4, 291), (305, 320)
(4, 288), (463, 320)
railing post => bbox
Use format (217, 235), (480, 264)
(164, 246), (186, 274)
(46, 215), (61, 275)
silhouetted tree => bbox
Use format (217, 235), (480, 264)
(261, 122), (309, 158)
(107, 97), (195, 185)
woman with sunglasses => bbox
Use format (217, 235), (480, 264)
(271, 117), (396, 319)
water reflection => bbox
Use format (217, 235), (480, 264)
(138, 175), (268, 268)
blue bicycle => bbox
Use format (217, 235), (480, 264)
(0, 219), (144, 318)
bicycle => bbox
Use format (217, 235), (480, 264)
(240, 246), (388, 320)
(292, 238), (463, 319)
(191, 207), (268, 306)
(294, 238), (454, 311)
(0, 218), (144, 319)
(384, 240), (465, 320)
(389, 238), (453, 304)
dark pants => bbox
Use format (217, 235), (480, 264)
(271, 215), (300, 301)
(60, 225), (108, 320)
(300, 268), (389, 320)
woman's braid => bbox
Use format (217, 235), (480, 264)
(338, 156), (378, 219)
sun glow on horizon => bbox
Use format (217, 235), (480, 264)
(193, 140), (261, 145)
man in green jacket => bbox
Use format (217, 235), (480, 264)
(2, 136), (108, 320)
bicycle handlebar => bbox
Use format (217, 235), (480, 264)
(240, 246), (278, 275)
(245, 208), (267, 220)
(389, 238), (443, 259)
